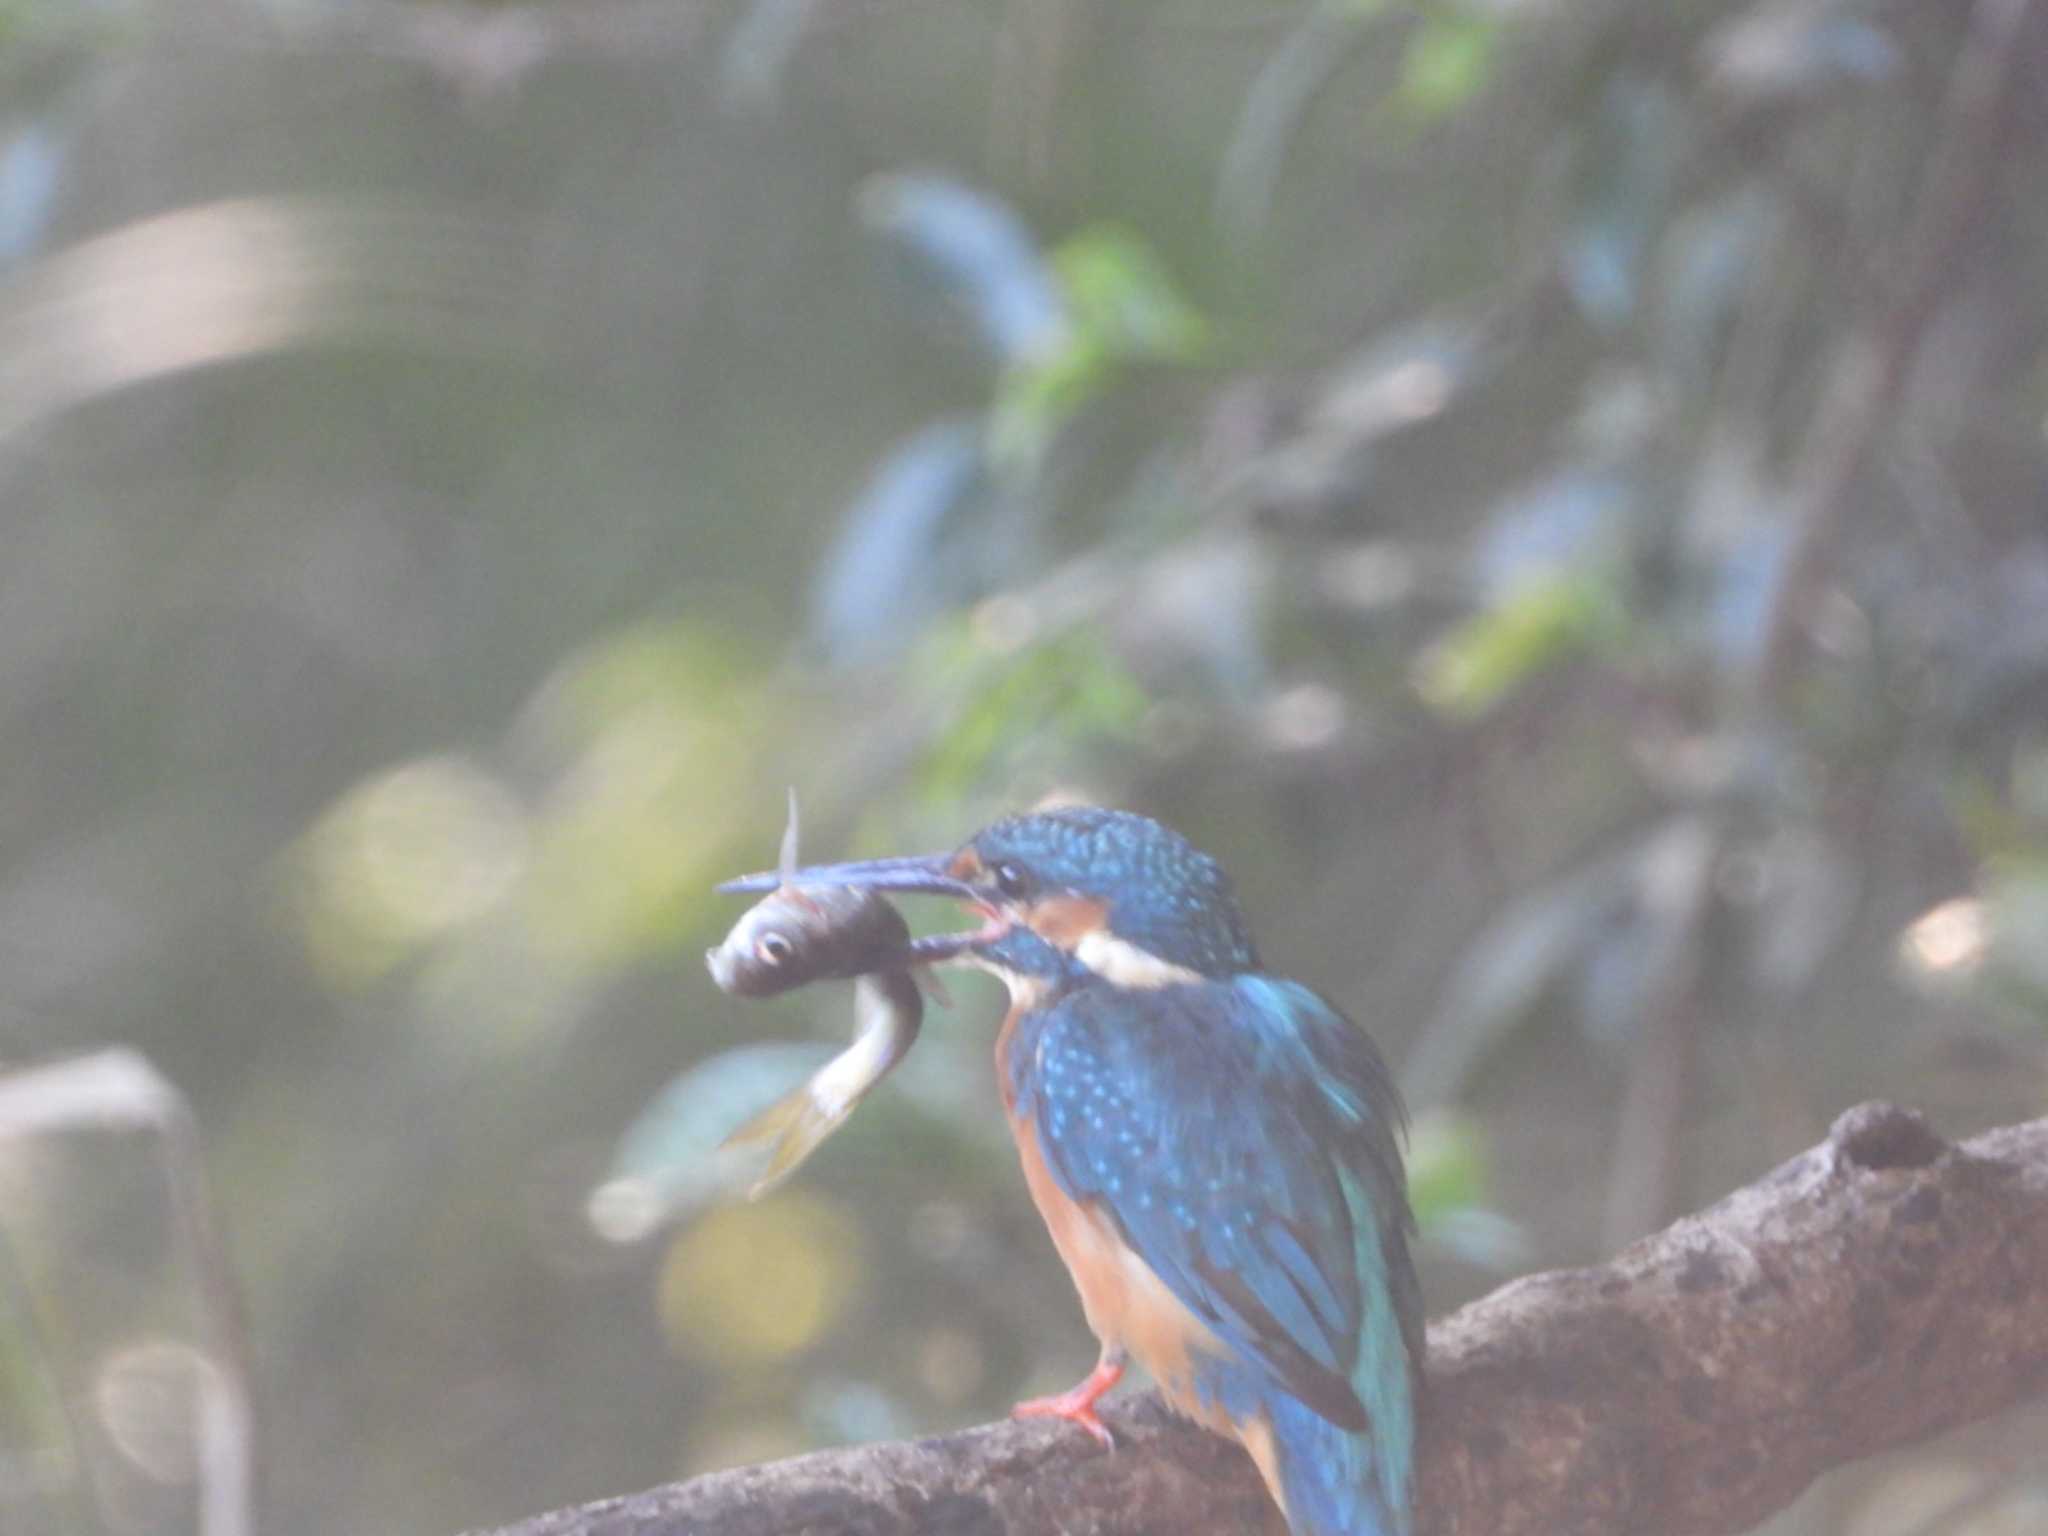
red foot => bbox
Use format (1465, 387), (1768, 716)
(1011, 1356), (1125, 1450)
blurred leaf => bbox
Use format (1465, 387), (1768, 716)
(1413, 571), (1622, 720)
(1580, 816), (1715, 1046)
(1742, 827), (1856, 994)
(798, 1377), (915, 1446)
(1313, 315), (1487, 444)
(1574, 901), (1667, 1046)
(1215, 4), (1382, 256)
(1471, 470), (1634, 600)
(2015, 745), (2048, 829)
(1655, 186), (1785, 386)
(989, 339), (1115, 468)
(1407, 1111), (1531, 1271)
(1235, 315), (1488, 523)
(595, 1007), (1017, 1246)
(1704, 0), (1901, 105)
(717, 0), (821, 114)
(991, 225), (1206, 466)
(0, 120), (61, 270)
(1405, 858), (1624, 1103)
(590, 1043), (838, 1242)
(1125, 529), (1273, 705)
(1404, 1108), (1488, 1219)
(1562, 78), (1684, 328)
(1051, 225), (1208, 366)
(1393, 10), (1499, 123)
(809, 418), (1005, 667)
(1984, 863), (2048, 1023)
(914, 624), (1150, 802)
(1409, 868), (1613, 1097)
(858, 174), (1068, 368)
(1420, 1208), (1534, 1272)
(1702, 521), (1792, 675)
(1410, 820), (1714, 1104)
(1946, 547), (2048, 743)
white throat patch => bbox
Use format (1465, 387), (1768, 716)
(1074, 930), (1203, 989)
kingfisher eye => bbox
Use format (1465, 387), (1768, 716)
(755, 933), (794, 966)
(990, 860), (1032, 899)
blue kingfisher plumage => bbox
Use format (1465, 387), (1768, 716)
(725, 806), (1423, 1536)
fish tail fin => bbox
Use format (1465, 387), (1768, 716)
(719, 1089), (847, 1198)
(914, 966), (953, 1009)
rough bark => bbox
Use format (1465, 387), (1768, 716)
(471, 1104), (2048, 1536)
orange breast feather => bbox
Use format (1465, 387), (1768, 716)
(1007, 1110), (1226, 1421)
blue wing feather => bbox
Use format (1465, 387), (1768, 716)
(1010, 975), (1421, 1439)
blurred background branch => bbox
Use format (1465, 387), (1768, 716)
(0, 1053), (253, 1536)
(1751, 0), (2037, 708)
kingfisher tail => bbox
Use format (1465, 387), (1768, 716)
(1263, 1392), (1411, 1536)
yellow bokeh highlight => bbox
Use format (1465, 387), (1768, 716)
(657, 1194), (864, 1366)
(519, 624), (765, 970)
(294, 755), (529, 988)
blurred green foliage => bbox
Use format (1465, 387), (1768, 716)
(994, 223), (1209, 464)
(2, 0), (2047, 1534)
(913, 622), (1151, 800)
(1393, 10), (1499, 124)
(1411, 571), (1625, 721)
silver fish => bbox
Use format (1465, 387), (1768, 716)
(705, 794), (928, 1196)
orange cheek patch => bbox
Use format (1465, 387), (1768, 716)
(1026, 895), (1109, 949)
(946, 849), (985, 882)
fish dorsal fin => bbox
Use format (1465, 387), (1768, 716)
(778, 787), (801, 879)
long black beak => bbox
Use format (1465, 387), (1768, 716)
(716, 853), (978, 900)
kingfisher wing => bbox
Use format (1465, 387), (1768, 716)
(1017, 975), (1419, 1433)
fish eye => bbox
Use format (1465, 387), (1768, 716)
(990, 860), (1032, 899)
(755, 933), (794, 966)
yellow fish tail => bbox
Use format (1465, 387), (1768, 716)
(719, 1090), (849, 1198)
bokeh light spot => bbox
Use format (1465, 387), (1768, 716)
(658, 1195), (864, 1365)
(296, 755), (528, 986)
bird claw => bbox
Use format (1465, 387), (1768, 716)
(1010, 1353), (1125, 1451)
(1011, 1392), (1117, 1451)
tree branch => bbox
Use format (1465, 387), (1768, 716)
(469, 1103), (2048, 1536)
(1751, 0), (2039, 705)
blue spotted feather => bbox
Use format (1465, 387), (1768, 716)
(1007, 973), (1422, 1536)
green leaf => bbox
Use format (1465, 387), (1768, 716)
(1413, 572), (1623, 720)
(989, 226), (1207, 468)
(914, 624), (1149, 802)
(1051, 224), (1208, 364)
(1394, 12), (1499, 122)
(989, 337), (1114, 468)
(1405, 1110), (1490, 1220)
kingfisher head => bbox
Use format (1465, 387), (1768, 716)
(721, 807), (1259, 992)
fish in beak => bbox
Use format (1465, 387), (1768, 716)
(718, 852), (1000, 967)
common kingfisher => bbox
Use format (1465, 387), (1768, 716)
(724, 806), (1423, 1536)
